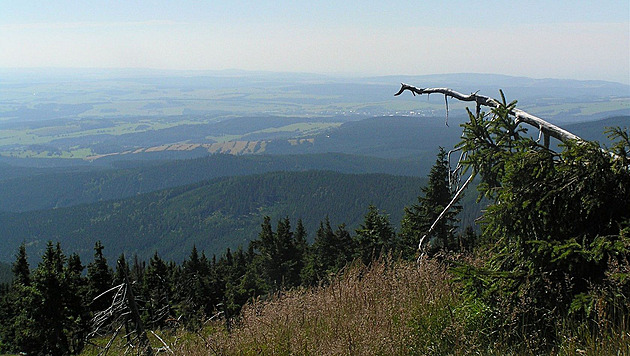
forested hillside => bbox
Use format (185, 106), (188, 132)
(0, 153), (425, 212)
(0, 171), (428, 263)
(264, 115), (467, 158)
(564, 116), (630, 143)
(0, 261), (11, 285)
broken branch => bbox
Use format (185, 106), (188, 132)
(394, 83), (583, 143)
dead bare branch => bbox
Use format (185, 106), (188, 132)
(394, 83), (583, 143)
(150, 331), (174, 354)
(417, 172), (476, 260)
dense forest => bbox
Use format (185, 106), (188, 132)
(0, 152), (427, 213)
(0, 139), (473, 355)
(0, 171), (445, 263)
(0, 198), (469, 355)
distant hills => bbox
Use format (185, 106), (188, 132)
(0, 171), (428, 264)
(264, 115), (466, 158)
(563, 116), (630, 144)
(1, 71), (627, 162)
(0, 153), (426, 213)
(2, 114), (623, 214)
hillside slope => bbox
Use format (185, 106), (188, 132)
(0, 153), (425, 212)
(0, 171), (426, 263)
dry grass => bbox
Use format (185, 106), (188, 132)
(80, 257), (629, 355)
(174, 258), (466, 355)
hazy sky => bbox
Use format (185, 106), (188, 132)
(1, 1), (629, 83)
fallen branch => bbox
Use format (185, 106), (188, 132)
(417, 172), (476, 260)
(394, 83), (583, 144)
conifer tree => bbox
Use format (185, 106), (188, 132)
(400, 147), (461, 257)
(130, 254), (145, 285)
(31, 241), (69, 355)
(303, 218), (355, 284)
(450, 92), (630, 346)
(64, 253), (88, 354)
(0, 245), (37, 354)
(354, 205), (397, 264)
(294, 218), (308, 283)
(178, 246), (213, 326)
(255, 217), (304, 288)
(143, 252), (173, 328)
(114, 253), (130, 285)
(86, 241), (114, 313)
(12, 244), (30, 287)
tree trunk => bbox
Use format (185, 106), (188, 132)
(124, 271), (154, 356)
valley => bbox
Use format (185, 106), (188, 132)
(0, 70), (627, 265)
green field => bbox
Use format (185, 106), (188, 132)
(1, 71), (628, 161)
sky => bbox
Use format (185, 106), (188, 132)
(1, 1), (629, 83)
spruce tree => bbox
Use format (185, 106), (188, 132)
(354, 205), (397, 264)
(178, 246), (212, 326)
(64, 253), (88, 354)
(12, 244), (30, 287)
(256, 217), (303, 289)
(31, 242), (69, 355)
(303, 218), (355, 284)
(452, 93), (630, 347)
(143, 252), (172, 328)
(86, 241), (114, 313)
(1, 245), (37, 354)
(400, 147), (461, 257)
(294, 218), (308, 284)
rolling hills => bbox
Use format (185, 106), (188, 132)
(0, 170), (428, 264)
(0, 153), (426, 213)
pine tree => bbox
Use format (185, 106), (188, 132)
(453, 94), (630, 347)
(354, 205), (397, 264)
(255, 217), (303, 289)
(114, 253), (130, 285)
(86, 241), (114, 313)
(0, 245), (37, 354)
(64, 253), (88, 354)
(400, 147), (461, 257)
(12, 244), (30, 287)
(130, 254), (145, 285)
(31, 241), (69, 355)
(178, 246), (212, 327)
(303, 218), (355, 284)
(143, 252), (173, 328)
(294, 218), (308, 284)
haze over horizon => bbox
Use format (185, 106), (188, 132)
(1, 1), (629, 84)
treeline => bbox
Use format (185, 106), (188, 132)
(0, 171), (435, 263)
(0, 200), (474, 355)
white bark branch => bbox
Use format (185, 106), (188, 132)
(394, 83), (583, 143)
(417, 172), (476, 260)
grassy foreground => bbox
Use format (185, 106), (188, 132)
(153, 258), (627, 356)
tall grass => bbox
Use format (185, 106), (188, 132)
(170, 257), (629, 356)
(175, 258), (466, 355)
(81, 257), (628, 355)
